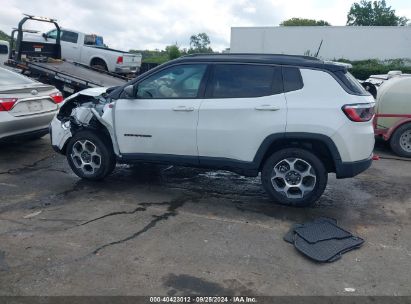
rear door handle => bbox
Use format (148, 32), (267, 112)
(255, 105), (280, 111)
(172, 106), (195, 112)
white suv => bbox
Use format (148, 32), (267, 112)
(50, 54), (375, 206)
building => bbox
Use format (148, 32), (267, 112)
(230, 26), (411, 61)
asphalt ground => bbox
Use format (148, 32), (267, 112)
(0, 137), (410, 296)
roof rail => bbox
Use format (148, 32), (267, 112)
(180, 53), (320, 61)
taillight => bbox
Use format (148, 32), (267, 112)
(50, 92), (64, 104)
(342, 103), (375, 122)
(0, 98), (17, 111)
(116, 56), (123, 64)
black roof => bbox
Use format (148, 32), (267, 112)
(172, 53), (345, 72)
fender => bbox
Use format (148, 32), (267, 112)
(253, 132), (342, 169)
(375, 115), (411, 141)
(253, 132), (369, 179)
(90, 56), (108, 69)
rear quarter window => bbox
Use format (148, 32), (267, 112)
(334, 70), (370, 96)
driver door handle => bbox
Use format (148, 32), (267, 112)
(255, 105), (280, 111)
(172, 106), (195, 112)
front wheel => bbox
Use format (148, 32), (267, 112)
(66, 131), (116, 180)
(261, 148), (328, 207)
(390, 123), (411, 158)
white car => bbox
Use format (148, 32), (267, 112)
(24, 29), (142, 75)
(50, 54), (375, 206)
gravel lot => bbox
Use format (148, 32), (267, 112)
(0, 136), (410, 296)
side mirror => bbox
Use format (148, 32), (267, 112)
(42, 33), (48, 41)
(123, 85), (135, 98)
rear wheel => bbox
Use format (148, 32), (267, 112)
(390, 123), (411, 158)
(90, 59), (108, 71)
(66, 131), (115, 180)
(261, 148), (328, 207)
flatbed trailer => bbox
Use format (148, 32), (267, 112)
(6, 14), (128, 96)
(7, 59), (127, 95)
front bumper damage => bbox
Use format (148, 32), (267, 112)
(50, 116), (72, 153)
(49, 87), (119, 155)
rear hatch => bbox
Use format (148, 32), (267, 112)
(0, 84), (58, 117)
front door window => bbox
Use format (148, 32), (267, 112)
(136, 64), (207, 99)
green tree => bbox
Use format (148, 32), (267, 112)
(188, 33), (213, 53)
(130, 49), (168, 64)
(280, 18), (331, 26)
(166, 44), (181, 60)
(0, 30), (10, 42)
(347, 0), (409, 26)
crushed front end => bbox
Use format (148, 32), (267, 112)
(50, 87), (118, 155)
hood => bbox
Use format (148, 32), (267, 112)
(76, 87), (109, 97)
(57, 87), (110, 121)
(62, 87), (108, 105)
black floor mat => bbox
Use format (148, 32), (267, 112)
(284, 217), (364, 263)
(283, 224), (303, 244)
(295, 220), (352, 243)
(283, 217), (337, 244)
(294, 234), (364, 262)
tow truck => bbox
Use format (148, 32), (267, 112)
(5, 15), (127, 96)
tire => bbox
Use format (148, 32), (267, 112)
(92, 64), (108, 71)
(66, 130), (116, 180)
(390, 123), (411, 158)
(91, 59), (108, 72)
(261, 148), (328, 207)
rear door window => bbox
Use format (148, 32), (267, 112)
(61, 31), (79, 44)
(208, 64), (283, 98)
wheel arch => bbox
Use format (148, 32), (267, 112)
(61, 123), (114, 155)
(254, 133), (341, 173)
(90, 56), (108, 68)
(385, 118), (411, 141)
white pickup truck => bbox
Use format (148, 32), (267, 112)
(24, 29), (142, 75)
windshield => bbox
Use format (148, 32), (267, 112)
(0, 68), (34, 86)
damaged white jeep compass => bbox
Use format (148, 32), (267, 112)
(50, 54), (375, 206)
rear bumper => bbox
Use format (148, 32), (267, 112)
(0, 111), (56, 140)
(0, 128), (48, 142)
(335, 156), (373, 179)
(115, 66), (139, 74)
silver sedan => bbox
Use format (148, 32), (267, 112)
(0, 67), (62, 141)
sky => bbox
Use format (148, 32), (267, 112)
(1, 0), (410, 51)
